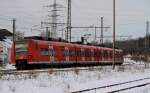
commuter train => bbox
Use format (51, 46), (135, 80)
(11, 39), (123, 70)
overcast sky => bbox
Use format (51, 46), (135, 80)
(0, 0), (150, 41)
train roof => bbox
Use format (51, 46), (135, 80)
(29, 39), (122, 52)
(15, 38), (123, 52)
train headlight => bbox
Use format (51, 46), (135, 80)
(28, 55), (32, 59)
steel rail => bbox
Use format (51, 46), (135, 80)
(70, 77), (150, 93)
(0, 63), (142, 75)
(108, 82), (150, 93)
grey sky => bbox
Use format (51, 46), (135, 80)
(0, 0), (150, 41)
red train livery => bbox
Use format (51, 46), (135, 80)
(11, 39), (123, 70)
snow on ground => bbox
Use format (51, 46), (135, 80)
(0, 58), (150, 93)
(3, 64), (16, 70)
(0, 64), (16, 70)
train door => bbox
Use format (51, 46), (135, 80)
(81, 48), (85, 62)
(91, 49), (94, 62)
(65, 47), (69, 62)
(49, 45), (54, 63)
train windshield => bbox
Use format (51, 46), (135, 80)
(15, 40), (28, 57)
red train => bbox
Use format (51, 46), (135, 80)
(11, 39), (123, 70)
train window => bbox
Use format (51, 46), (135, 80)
(86, 51), (88, 57)
(79, 51), (81, 56)
(87, 51), (88, 57)
(94, 51), (98, 57)
(110, 53), (112, 58)
(76, 51), (79, 56)
(67, 50), (69, 56)
(104, 51), (108, 58)
(76, 51), (81, 57)
(107, 52), (110, 58)
(104, 53), (106, 58)
(91, 51), (94, 57)
(72, 51), (75, 56)
(73, 51), (75, 56)
(101, 52), (103, 58)
(76, 51), (78, 56)
(97, 52), (99, 57)
(54, 50), (58, 56)
(94, 51), (96, 57)
(108, 52), (111, 58)
(62, 50), (65, 56)
(89, 51), (91, 57)
(69, 50), (75, 57)
(98, 52), (101, 58)
(62, 49), (69, 56)
(81, 51), (84, 57)
(85, 50), (90, 57)
(106, 52), (108, 58)
(41, 48), (49, 56)
(69, 50), (72, 56)
(85, 51), (87, 57)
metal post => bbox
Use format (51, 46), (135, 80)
(66, 0), (71, 42)
(100, 17), (104, 44)
(51, 0), (57, 38)
(69, 0), (72, 42)
(46, 27), (49, 40)
(145, 21), (149, 64)
(13, 18), (16, 63)
(112, 0), (116, 70)
(145, 21), (149, 49)
(95, 27), (97, 41)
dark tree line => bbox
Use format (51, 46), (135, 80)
(104, 36), (150, 56)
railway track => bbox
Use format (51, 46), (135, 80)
(0, 66), (106, 75)
(0, 63), (146, 75)
(70, 77), (150, 93)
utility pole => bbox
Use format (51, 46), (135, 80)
(100, 17), (104, 44)
(94, 27), (97, 41)
(66, 0), (71, 42)
(145, 21), (149, 49)
(13, 18), (16, 63)
(51, 0), (57, 38)
(145, 21), (149, 65)
(46, 27), (49, 40)
(112, 0), (116, 70)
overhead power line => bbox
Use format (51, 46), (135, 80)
(43, 0), (65, 39)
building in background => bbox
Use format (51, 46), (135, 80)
(0, 29), (12, 65)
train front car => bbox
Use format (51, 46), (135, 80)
(11, 40), (29, 70)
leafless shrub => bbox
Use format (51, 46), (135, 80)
(28, 71), (37, 79)
(97, 66), (103, 71)
(74, 68), (79, 75)
(48, 69), (53, 75)
(0, 73), (2, 79)
(88, 67), (95, 71)
(117, 66), (125, 72)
